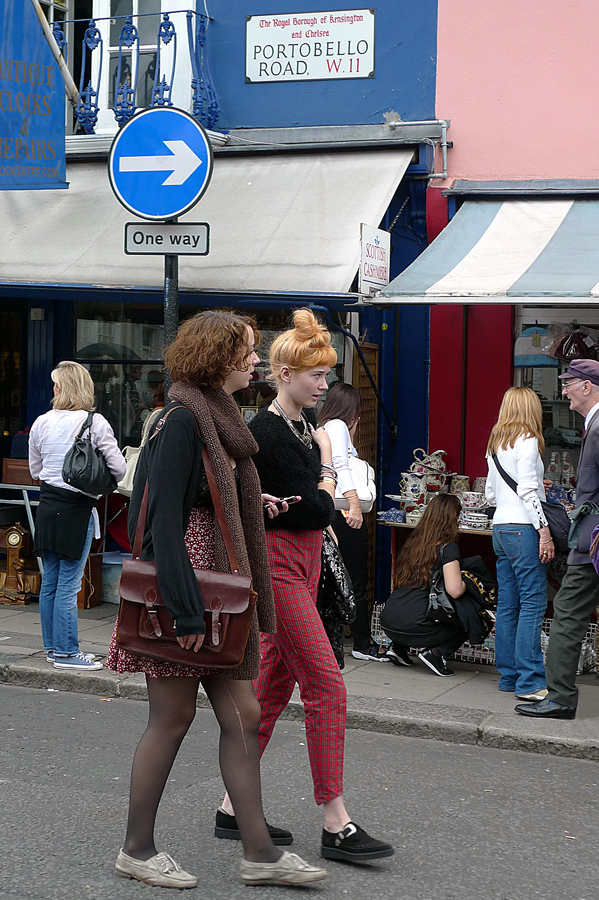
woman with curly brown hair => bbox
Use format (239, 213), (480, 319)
(106, 310), (328, 889)
(381, 493), (469, 676)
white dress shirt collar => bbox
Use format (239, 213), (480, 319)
(584, 401), (599, 429)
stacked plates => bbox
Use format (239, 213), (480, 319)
(460, 511), (490, 530)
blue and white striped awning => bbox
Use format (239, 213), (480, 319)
(377, 198), (599, 304)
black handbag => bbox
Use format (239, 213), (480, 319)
(491, 453), (571, 553)
(427, 550), (457, 625)
(317, 530), (356, 668)
(62, 412), (118, 496)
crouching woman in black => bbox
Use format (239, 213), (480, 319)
(381, 494), (469, 677)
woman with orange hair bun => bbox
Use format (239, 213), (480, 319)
(217, 309), (394, 865)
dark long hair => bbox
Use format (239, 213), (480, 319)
(317, 382), (361, 428)
(394, 494), (461, 589)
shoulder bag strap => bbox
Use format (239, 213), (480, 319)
(130, 404), (242, 575)
(491, 452), (518, 494)
(76, 411), (94, 440)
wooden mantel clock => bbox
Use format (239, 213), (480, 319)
(0, 525), (41, 605)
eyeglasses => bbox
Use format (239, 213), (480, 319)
(562, 378), (584, 389)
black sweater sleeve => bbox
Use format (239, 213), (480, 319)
(127, 404), (206, 636)
(250, 409), (334, 531)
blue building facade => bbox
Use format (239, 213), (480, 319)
(0, 0), (441, 594)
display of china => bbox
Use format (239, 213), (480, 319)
(459, 491), (487, 510)
(400, 494), (427, 513)
(424, 471), (447, 492)
(406, 510), (424, 526)
(399, 471), (429, 496)
(472, 476), (487, 494)
(450, 474), (470, 494)
(377, 508), (406, 523)
(461, 512), (489, 530)
(411, 448), (447, 474)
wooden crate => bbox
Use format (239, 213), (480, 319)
(77, 553), (103, 609)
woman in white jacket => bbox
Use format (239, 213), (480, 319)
(318, 383), (387, 663)
(485, 387), (555, 702)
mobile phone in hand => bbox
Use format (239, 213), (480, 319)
(264, 496), (301, 509)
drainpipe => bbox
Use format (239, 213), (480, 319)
(310, 304), (397, 439)
(388, 119), (450, 181)
(30, 0), (79, 108)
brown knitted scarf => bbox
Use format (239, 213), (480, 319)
(168, 381), (276, 633)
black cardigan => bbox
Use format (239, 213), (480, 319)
(249, 408), (334, 531)
(127, 403), (207, 636)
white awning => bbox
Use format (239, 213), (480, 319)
(0, 148), (413, 295)
(377, 198), (599, 304)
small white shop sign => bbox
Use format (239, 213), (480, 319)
(245, 9), (375, 83)
(359, 224), (391, 293)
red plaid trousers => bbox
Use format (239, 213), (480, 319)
(254, 528), (346, 805)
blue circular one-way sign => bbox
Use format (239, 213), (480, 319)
(108, 107), (214, 221)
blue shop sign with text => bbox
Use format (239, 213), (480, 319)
(0, 2), (67, 190)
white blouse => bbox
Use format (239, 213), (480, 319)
(485, 435), (548, 530)
(323, 418), (358, 496)
(29, 409), (126, 538)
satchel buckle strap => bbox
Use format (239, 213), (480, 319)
(144, 589), (163, 637)
(210, 597), (223, 646)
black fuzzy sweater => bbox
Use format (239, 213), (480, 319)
(250, 408), (334, 531)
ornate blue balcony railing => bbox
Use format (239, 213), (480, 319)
(52, 9), (219, 135)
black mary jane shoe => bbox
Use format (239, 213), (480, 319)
(214, 808), (293, 846)
(321, 822), (394, 863)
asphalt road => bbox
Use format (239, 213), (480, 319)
(1, 683), (598, 900)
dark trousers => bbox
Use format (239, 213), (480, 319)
(331, 511), (372, 651)
(383, 624), (468, 658)
(545, 563), (599, 708)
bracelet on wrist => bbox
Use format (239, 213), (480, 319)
(540, 539), (553, 544)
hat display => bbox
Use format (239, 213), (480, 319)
(558, 358), (599, 387)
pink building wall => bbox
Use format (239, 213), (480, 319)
(435, 0), (599, 183)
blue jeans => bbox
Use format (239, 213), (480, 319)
(492, 523), (547, 694)
(39, 515), (94, 657)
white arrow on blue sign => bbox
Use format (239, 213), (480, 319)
(108, 107), (214, 221)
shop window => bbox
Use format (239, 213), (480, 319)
(75, 303), (347, 447)
(515, 317), (599, 485)
(75, 301), (163, 448)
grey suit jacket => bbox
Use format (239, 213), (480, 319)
(568, 407), (599, 565)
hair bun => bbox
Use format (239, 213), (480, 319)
(293, 308), (327, 344)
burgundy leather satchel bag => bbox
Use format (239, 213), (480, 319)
(116, 414), (256, 669)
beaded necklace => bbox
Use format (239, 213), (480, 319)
(272, 399), (313, 448)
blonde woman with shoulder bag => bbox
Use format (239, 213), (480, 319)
(28, 361), (126, 670)
(486, 386), (553, 702)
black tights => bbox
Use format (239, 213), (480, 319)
(123, 674), (281, 863)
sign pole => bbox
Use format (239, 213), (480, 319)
(163, 224), (179, 394)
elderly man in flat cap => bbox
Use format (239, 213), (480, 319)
(516, 358), (599, 720)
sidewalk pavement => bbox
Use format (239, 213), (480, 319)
(1, 600), (599, 761)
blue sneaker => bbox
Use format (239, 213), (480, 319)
(47, 651), (95, 663)
(53, 652), (103, 670)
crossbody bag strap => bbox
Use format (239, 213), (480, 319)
(491, 452), (518, 494)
